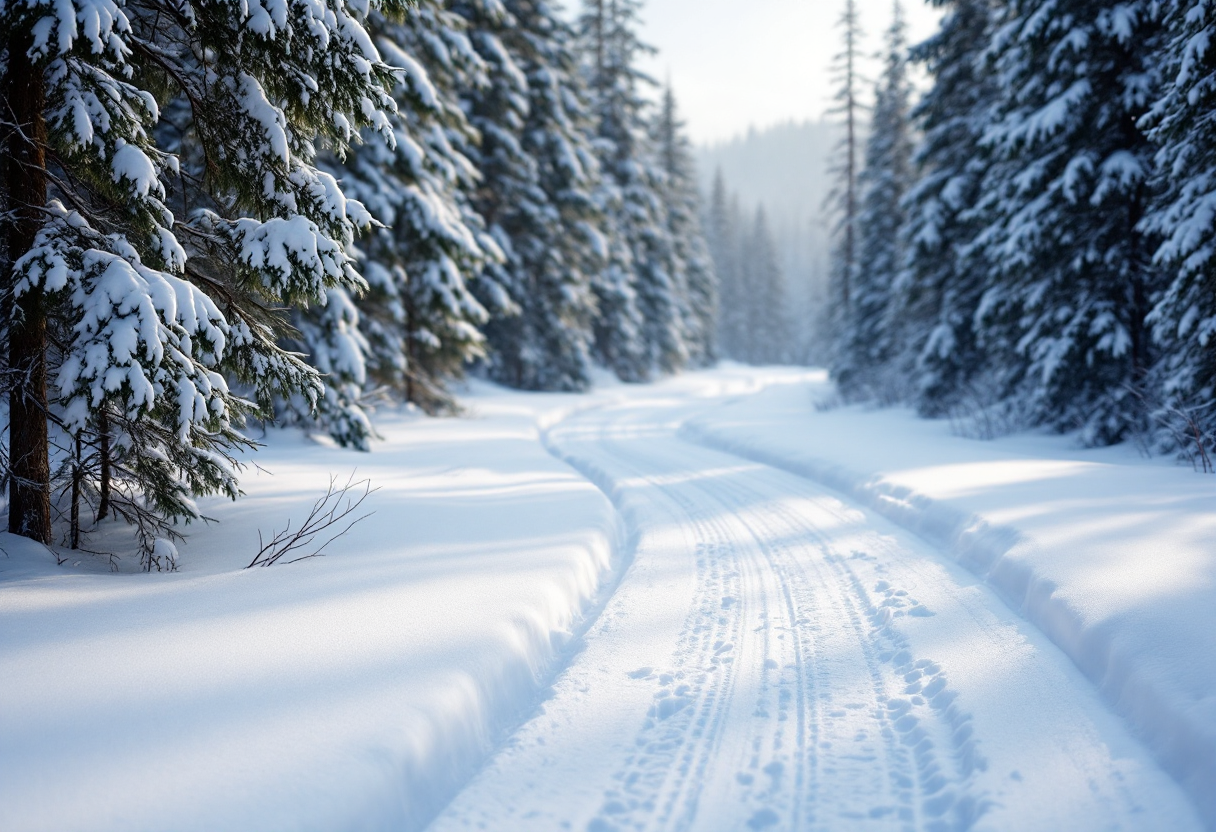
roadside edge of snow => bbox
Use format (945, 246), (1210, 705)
(679, 415), (1216, 829)
(0, 395), (636, 832)
(395, 400), (636, 832)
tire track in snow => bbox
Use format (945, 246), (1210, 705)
(574, 425), (986, 831)
(533, 417), (812, 832)
(685, 453), (987, 831)
(579, 433), (756, 832)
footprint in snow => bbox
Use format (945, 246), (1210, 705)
(649, 694), (691, 721)
(747, 808), (780, 829)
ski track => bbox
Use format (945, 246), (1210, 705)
(427, 396), (1201, 832)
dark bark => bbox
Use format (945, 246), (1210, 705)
(3, 30), (52, 544)
(70, 436), (81, 549)
(843, 0), (858, 313)
(97, 407), (112, 520)
(593, 0), (605, 98)
(404, 297), (415, 405)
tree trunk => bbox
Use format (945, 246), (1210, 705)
(70, 436), (81, 549)
(843, 0), (857, 313)
(3, 31), (52, 544)
(594, 0), (605, 97)
(404, 296), (415, 405)
(97, 407), (112, 520)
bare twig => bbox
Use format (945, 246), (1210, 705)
(246, 473), (377, 568)
(1124, 383), (1216, 473)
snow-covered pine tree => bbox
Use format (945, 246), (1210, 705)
(158, 2), (401, 452)
(825, 0), (865, 360)
(741, 207), (790, 365)
(657, 84), (717, 367)
(340, 0), (501, 414)
(707, 170), (746, 360)
(1141, 0), (1216, 439)
(897, 0), (999, 416)
(836, 0), (914, 402)
(1, 0), (396, 556)
(579, 0), (686, 379)
(973, 0), (1163, 444)
(455, 0), (604, 392)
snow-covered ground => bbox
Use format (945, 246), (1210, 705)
(0, 382), (624, 832)
(683, 371), (1216, 829)
(2, 367), (1213, 831)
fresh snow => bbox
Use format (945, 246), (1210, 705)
(2, 366), (1213, 831)
(683, 369), (1216, 829)
(0, 382), (628, 832)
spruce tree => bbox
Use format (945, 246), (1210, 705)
(974, 0), (1162, 444)
(2, 0), (397, 558)
(836, 0), (914, 401)
(897, 0), (998, 415)
(579, 0), (685, 379)
(340, 0), (501, 414)
(457, 0), (605, 392)
(657, 85), (717, 367)
(707, 171), (745, 361)
(1141, 0), (1216, 436)
(741, 207), (789, 365)
(826, 0), (864, 359)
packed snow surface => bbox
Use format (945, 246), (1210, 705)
(2, 367), (1213, 831)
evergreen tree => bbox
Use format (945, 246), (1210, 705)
(1, 0), (396, 557)
(740, 207), (789, 365)
(657, 85), (717, 367)
(825, 0), (864, 360)
(897, 0), (999, 415)
(836, 0), (914, 400)
(1141, 0), (1216, 434)
(457, 0), (604, 392)
(705, 178), (788, 367)
(340, 0), (501, 414)
(708, 170), (745, 360)
(579, 0), (685, 379)
(284, 286), (375, 448)
(973, 0), (1162, 444)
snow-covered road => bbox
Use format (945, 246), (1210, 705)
(430, 388), (1202, 832)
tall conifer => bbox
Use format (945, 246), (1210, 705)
(340, 0), (501, 414)
(1142, 0), (1216, 436)
(579, 0), (684, 379)
(836, 1), (914, 400)
(897, 0), (998, 415)
(458, 0), (605, 391)
(974, 0), (1162, 443)
(826, 0), (864, 360)
(2, 0), (397, 557)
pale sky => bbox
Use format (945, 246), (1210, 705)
(635, 0), (944, 145)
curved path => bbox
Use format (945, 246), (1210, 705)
(428, 388), (1201, 832)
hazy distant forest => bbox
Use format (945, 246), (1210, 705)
(2, 0), (1216, 555)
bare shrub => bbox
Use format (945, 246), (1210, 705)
(247, 474), (377, 568)
(946, 380), (1025, 441)
(1126, 384), (1215, 473)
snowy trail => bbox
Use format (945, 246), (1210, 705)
(428, 389), (1202, 832)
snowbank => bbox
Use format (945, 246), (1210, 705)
(0, 385), (624, 832)
(682, 370), (1216, 829)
